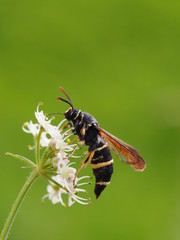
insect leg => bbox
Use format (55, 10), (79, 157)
(60, 122), (69, 130)
(73, 151), (94, 185)
(69, 136), (79, 144)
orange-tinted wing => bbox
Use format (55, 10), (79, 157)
(95, 125), (146, 172)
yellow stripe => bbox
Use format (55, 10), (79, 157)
(79, 114), (84, 125)
(85, 124), (91, 130)
(91, 159), (113, 169)
(96, 181), (110, 186)
(65, 107), (72, 113)
(74, 110), (81, 120)
(94, 143), (108, 152)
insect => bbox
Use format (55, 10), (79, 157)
(57, 87), (146, 199)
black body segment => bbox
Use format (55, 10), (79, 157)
(64, 107), (113, 198)
(91, 136), (113, 198)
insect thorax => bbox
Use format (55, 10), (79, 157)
(65, 108), (99, 147)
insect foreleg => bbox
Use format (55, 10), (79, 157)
(73, 151), (94, 185)
(59, 122), (69, 130)
(69, 136), (79, 145)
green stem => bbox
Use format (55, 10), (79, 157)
(0, 169), (38, 240)
(41, 149), (56, 169)
(35, 128), (43, 165)
(40, 146), (51, 168)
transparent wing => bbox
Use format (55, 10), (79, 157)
(95, 125), (146, 172)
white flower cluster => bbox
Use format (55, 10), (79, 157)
(23, 106), (90, 207)
(23, 106), (73, 151)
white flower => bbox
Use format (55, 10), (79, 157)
(23, 106), (77, 156)
(35, 105), (55, 134)
(46, 185), (67, 206)
(60, 165), (76, 190)
(48, 128), (71, 151)
(52, 152), (69, 169)
(45, 163), (90, 207)
(44, 128), (76, 153)
(22, 121), (40, 136)
(23, 106), (72, 152)
(40, 132), (51, 147)
(67, 178), (90, 207)
(68, 192), (90, 207)
(52, 136), (69, 151)
(53, 163), (76, 190)
(34, 110), (74, 152)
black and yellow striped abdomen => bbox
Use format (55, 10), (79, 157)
(91, 141), (113, 198)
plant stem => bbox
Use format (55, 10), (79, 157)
(0, 169), (38, 240)
(35, 128), (43, 165)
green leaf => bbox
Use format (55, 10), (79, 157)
(5, 152), (36, 168)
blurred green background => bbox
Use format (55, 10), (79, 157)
(0, 0), (180, 239)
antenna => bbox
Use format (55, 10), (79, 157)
(57, 97), (73, 108)
(47, 112), (64, 117)
(59, 87), (74, 108)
